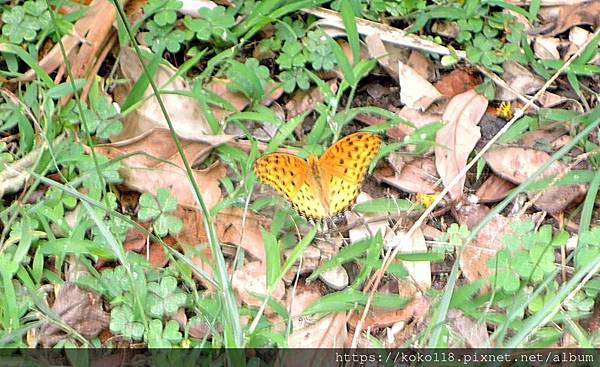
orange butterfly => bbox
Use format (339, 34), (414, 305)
(254, 132), (381, 222)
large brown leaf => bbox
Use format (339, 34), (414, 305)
(435, 90), (487, 201)
(484, 147), (587, 213)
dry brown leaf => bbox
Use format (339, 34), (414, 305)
(216, 207), (271, 263)
(407, 51), (433, 80)
(365, 33), (411, 81)
(95, 128), (232, 209)
(285, 281), (347, 351)
(475, 175), (516, 203)
(39, 283), (109, 347)
(398, 61), (443, 111)
(431, 21), (459, 39)
(540, 1), (600, 36)
(448, 310), (492, 348)
(114, 47), (211, 140)
(533, 36), (562, 60)
(232, 261), (285, 314)
(496, 61), (545, 101)
(386, 106), (443, 142)
(460, 215), (512, 287)
(347, 295), (428, 330)
(285, 80), (338, 119)
(519, 127), (568, 147)
(435, 90), (487, 201)
(375, 157), (440, 194)
(13, 0), (115, 83)
(434, 69), (482, 98)
(454, 204), (491, 230)
(484, 147), (587, 213)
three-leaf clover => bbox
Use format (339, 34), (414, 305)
(183, 6), (235, 43)
(305, 30), (335, 71)
(1, 1), (51, 44)
(276, 41), (307, 70)
(146, 276), (187, 318)
(488, 249), (520, 293)
(145, 20), (187, 53)
(274, 16), (306, 42)
(146, 319), (183, 347)
(110, 304), (145, 341)
(279, 68), (310, 93)
(85, 81), (123, 139)
(138, 188), (182, 237)
(144, 0), (182, 27)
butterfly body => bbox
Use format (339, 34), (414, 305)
(254, 132), (381, 222)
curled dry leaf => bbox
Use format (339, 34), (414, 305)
(365, 33), (411, 81)
(216, 207), (271, 263)
(95, 128), (232, 209)
(454, 203), (491, 230)
(434, 69), (482, 98)
(533, 36), (562, 60)
(387, 105), (443, 142)
(114, 47), (211, 140)
(435, 90), (487, 201)
(496, 61), (545, 101)
(475, 175), (516, 203)
(519, 127), (568, 147)
(206, 78), (284, 123)
(14, 0), (116, 83)
(123, 230), (169, 267)
(398, 61), (443, 111)
(484, 147), (587, 213)
(539, 1), (600, 36)
(407, 51), (433, 80)
(375, 157), (440, 195)
(178, 207), (270, 290)
(232, 261), (285, 314)
(39, 283), (110, 347)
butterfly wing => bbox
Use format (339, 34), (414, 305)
(318, 132), (381, 215)
(254, 153), (328, 220)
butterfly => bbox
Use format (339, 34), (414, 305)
(254, 132), (381, 222)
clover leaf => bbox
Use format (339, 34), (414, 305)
(144, 0), (182, 27)
(146, 319), (183, 347)
(279, 68), (310, 93)
(183, 6), (235, 43)
(145, 21), (186, 53)
(110, 304), (145, 341)
(305, 30), (335, 71)
(276, 40), (306, 70)
(146, 276), (187, 318)
(2, 7), (37, 43)
(138, 188), (182, 237)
